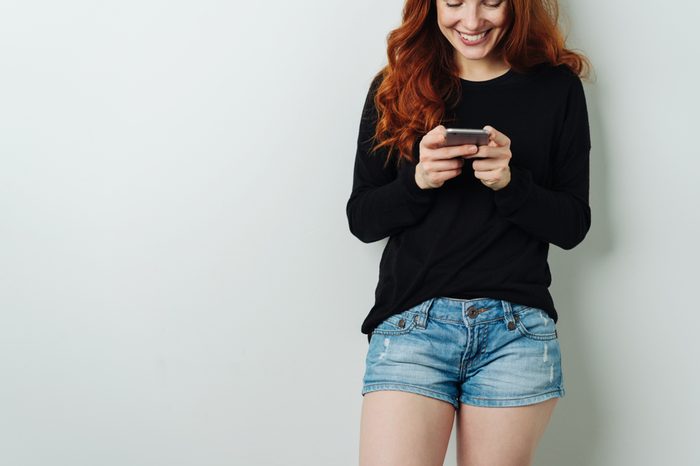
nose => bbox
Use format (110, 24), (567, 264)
(459, 4), (485, 31)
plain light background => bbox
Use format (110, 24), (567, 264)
(1, 1), (698, 465)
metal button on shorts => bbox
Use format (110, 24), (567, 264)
(362, 297), (565, 409)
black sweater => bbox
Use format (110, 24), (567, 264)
(346, 64), (591, 343)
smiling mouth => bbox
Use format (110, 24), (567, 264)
(457, 29), (492, 41)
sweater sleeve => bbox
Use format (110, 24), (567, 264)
(346, 74), (438, 243)
(493, 74), (592, 250)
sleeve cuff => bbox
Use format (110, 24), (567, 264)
(493, 164), (534, 216)
(397, 161), (438, 203)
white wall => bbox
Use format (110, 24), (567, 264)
(0, 1), (698, 465)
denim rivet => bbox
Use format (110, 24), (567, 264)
(398, 318), (406, 328)
(507, 321), (516, 330)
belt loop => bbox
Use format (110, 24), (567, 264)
(501, 300), (514, 321)
(417, 297), (435, 329)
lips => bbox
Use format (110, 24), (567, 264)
(459, 29), (491, 40)
(456, 28), (491, 45)
(458, 29), (491, 36)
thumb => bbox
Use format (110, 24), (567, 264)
(425, 125), (447, 148)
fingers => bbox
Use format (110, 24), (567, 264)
(427, 158), (465, 172)
(422, 125), (447, 149)
(424, 125), (497, 156)
(415, 155), (464, 189)
(483, 125), (510, 147)
(417, 125), (510, 189)
(422, 128), (478, 158)
(446, 144), (478, 158)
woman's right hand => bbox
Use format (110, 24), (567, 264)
(415, 125), (478, 189)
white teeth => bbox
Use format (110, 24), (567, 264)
(460, 30), (488, 41)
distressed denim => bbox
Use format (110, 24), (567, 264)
(362, 297), (565, 409)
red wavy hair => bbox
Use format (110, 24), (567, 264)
(368, 0), (593, 169)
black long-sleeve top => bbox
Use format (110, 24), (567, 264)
(346, 63), (592, 343)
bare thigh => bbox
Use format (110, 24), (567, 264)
(456, 397), (558, 466)
(359, 390), (456, 466)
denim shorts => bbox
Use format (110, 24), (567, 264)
(362, 297), (565, 410)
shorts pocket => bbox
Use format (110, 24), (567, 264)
(371, 307), (422, 336)
(513, 307), (557, 341)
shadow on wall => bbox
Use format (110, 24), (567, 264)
(535, 76), (612, 466)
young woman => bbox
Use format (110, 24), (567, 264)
(346, 0), (592, 465)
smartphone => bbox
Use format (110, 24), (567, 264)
(444, 128), (490, 147)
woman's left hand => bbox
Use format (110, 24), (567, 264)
(464, 125), (512, 191)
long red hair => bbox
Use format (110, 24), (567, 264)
(369, 0), (593, 168)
